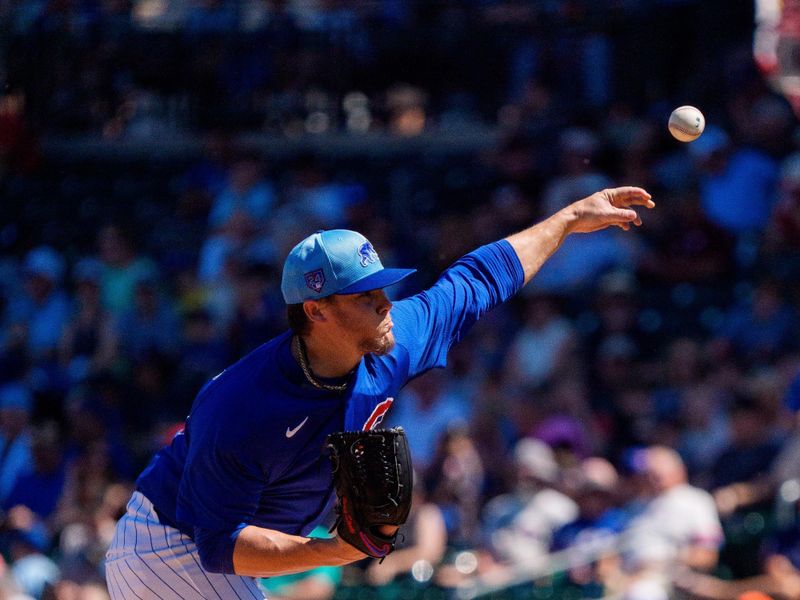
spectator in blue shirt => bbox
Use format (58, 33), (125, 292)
(0, 383), (34, 506)
(115, 274), (182, 362)
(4, 247), (71, 363)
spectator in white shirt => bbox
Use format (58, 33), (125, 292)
(613, 446), (723, 599)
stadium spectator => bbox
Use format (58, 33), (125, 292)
(114, 275), (182, 362)
(503, 292), (577, 389)
(63, 385), (133, 483)
(59, 259), (117, 385)
(763, 152), (800, 271)
(173, 308), (230, 397)
(533, 414), (593, 468)
(47, 580), (110, 600)
(710, 278), (800, 367)
(611, 446), (723, 598)
(54, 479), (133, 588)
(439, 437), (577, 591)
(558, 457), (627, 546)
(551, 457), (628, 594)
(677, 383), (731, 482)
(710, 392), (784, 503)
(0, 91), (39, 178)
(637, 190), (735, 287)
(482, 438), (578, 568)
(542, 128), (613, 216)
(424, 427), (485, 547)
(583, 270), (656, 364)
(51, 438), (121, 559)
(0, 384), (34, 506)
(6, 527), (59, 600)
(705, 370), (800, 518)
(96, 225), (158, 317)
(527, 228), (640, 296)
(651, 337), (705, 427)
(226, 262), (285, 357)
(209, 154), (275, 230)
(387, 370), (469, 474)
(4, 248), (70, 363)
(675, 473), (800, 600)
(198, 153), (278, 283)
(2, 423), (67, 555)
(689, 125), (780, 272)
(279, 155), (358, 229)
(0, 556), (34, 599)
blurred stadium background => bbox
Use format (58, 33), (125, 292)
(2, 0), (800, 599)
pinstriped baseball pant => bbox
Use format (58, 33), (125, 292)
(105, 491), (265, 599)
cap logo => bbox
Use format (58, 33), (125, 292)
(358, 242), (378, 267)
(304, 269), (325, 294)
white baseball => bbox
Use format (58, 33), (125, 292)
(668, 105), (705, 142)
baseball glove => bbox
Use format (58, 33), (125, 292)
(325, 427), (413, 559)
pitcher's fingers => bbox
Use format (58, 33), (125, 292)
(606, 187), (653, 207)
(612, 208), (638, 230)
(617, 208), (643, 227)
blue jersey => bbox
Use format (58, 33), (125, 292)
(135, 241), (523, 573)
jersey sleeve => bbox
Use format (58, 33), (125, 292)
(391, 240), (524, 379)
(175, 384), (271, 574)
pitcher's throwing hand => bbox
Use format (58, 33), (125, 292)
(568, 187), (655, 233)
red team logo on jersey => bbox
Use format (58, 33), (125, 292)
(363, 398), (393, 430)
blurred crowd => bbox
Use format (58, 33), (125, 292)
(3, 1), (800, 599)
(1, 0), (750, 137)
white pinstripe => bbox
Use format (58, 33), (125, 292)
(105, 492), (265, 600)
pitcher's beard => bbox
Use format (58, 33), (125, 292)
(360, 331), (395, 356)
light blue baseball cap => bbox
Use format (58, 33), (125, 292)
(281, 229), (415, 304)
